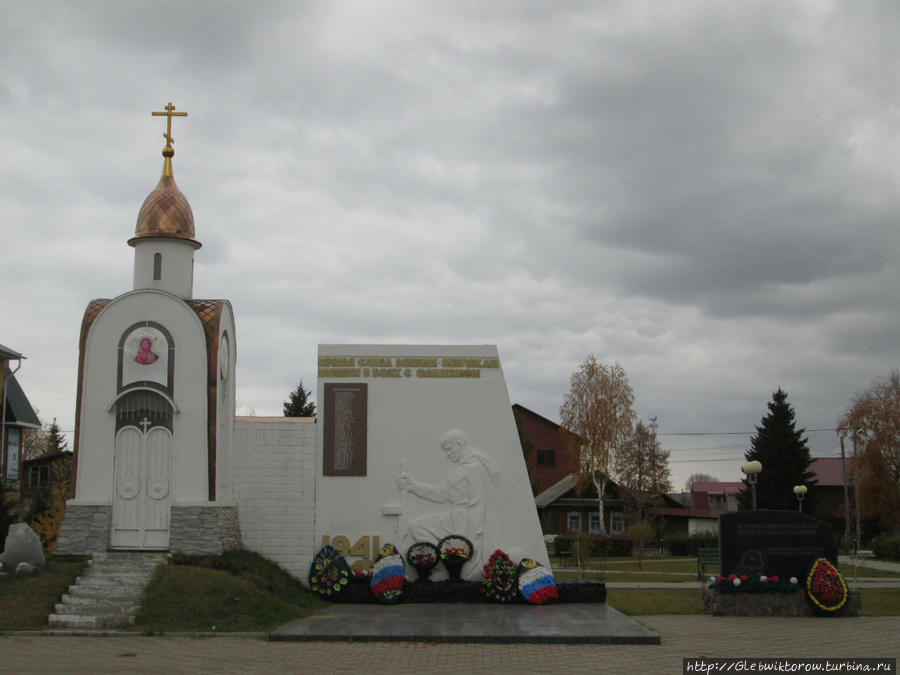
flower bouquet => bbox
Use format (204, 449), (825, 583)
(308, 545), (352, 599)
(407, 542), (439, 582)
(707, 573), (801, 594)
(480, 549), (518, 603)
(438, 535), (473, 581)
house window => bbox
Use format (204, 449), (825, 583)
(537, 449), (555, 467)
(29, 465), (49, 488)
(610, 512), (625, 536)
(153, 253), (162, 280)
(589, 512), (603, 534)
(567, 512), (582, 532)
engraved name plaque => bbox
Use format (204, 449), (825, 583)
(323, 382), (367, 476)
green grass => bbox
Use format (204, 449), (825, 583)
(607, 589), (703, 615)
(555, 570), (706, 583)
(553, 555), (900, 581)
(132, 549), (325, 633)
(555, 556), (712, 573)
(859, 589), (900, 615)
(0, 556), (87, 629)
(840, 564), (900, 579)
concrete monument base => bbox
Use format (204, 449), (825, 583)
(703, 588), (861, 617)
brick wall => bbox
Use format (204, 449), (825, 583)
(232, 417), (316, 581)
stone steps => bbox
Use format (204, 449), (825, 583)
(48, 552), (166, 629)
(48, 613), (136, 629)
(54, 596), (139, 615)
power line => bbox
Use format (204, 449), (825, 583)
(660, 427), (837, 436)
(16, 374), (76, 395)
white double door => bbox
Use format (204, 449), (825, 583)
(111, 425), (172, 549)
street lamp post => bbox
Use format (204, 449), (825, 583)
(742, 461), (763, 510)
(793, 484), (807, 513)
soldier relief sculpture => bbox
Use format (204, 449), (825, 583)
(397, 429), (499, 577)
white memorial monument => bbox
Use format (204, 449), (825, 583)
(316, 345), (550, 580)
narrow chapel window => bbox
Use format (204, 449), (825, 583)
(153, 253), (162, 280)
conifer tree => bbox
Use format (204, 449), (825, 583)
(44, 418), (68, 455)
(738, 388), (817, 512)
(283, 380), (316, 417)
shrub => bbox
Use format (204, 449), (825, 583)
(871, 534), (900, 561)
(554, 532), (576, 555)
(587, 535), (632, 557)
(553, 533), (633, 558)
(665, 531), (718, 556)
(29, 455), (73, 552)
(0, 481), (17, 549)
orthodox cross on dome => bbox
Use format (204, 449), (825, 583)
(151, 102), (188, 152)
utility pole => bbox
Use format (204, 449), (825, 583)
(840, 436), (850, 545)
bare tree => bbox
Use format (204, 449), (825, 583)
(559, 357), (635, 535)
(615, 418), (672, 522)
(684, 473), (719, 493)
(682, 472), (719, 507)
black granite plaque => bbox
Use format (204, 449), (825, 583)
(323, 383), (367, 476)
(719, 510), (837, 580)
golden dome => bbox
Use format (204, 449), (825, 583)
(129, 151), (201, 249)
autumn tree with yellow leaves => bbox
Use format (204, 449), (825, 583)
(837, 370), (900, 532)
(559, 357), (635, 535)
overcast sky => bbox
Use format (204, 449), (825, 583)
(2, 1), (898, 490)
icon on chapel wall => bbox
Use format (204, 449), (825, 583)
(121, 325), (169, 389)
(134, 335), (159, 365)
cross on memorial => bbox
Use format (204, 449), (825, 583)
(139, 417), (152, 433)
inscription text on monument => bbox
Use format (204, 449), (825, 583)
(323, 383), (367, 476)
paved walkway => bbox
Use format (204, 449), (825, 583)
(270, 602), (659, 644)
(1, 616), (897, 674)
(838, 555), (900, 573)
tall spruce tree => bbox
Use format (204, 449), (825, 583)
(45, 418), (68, 455)
(738, 388), (817, 512)
(283, 380), (316, 417)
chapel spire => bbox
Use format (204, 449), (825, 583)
(152, 101), (187, 178)
(130, 102), (200, 249)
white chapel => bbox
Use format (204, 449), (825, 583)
(57, 104), (240, 554)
